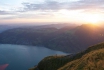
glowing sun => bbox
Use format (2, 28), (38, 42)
(58, 9), (104, 24)
(82, 14), (103, 24)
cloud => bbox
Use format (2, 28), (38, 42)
(1, 0), (104, 20)
(22, 1), (63, 11)
(0, 10), (16, 15)
(21, 0), (104, 12)
(0, 10), (18, 19)
(0, 10), (11, 15)
(1, 0), (104, 14)
(69, 0), (104, 10)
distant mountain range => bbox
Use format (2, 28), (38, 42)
(0, 24), (104, 53)
(29, 42), (104, 70)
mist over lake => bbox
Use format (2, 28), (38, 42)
(0, 44), (67, 70)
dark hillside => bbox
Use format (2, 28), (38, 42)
(0, 24), (104, 53)
(29, 42), (104, 70)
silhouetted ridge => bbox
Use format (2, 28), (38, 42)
(0, 24), (104, 53)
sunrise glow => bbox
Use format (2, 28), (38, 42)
(0, 0), (104, 24)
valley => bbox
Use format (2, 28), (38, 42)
(0, 23), (104, 70)
(0, 24), (104, 53)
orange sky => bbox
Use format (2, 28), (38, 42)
(0, 0), (104, 24)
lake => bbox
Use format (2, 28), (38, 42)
(0, 44), (67, 70)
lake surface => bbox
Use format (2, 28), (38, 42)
(0, 44), (67, 70)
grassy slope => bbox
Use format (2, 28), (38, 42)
(29, 42), (104, 70)
(28, 55), (71, 70)
(59, 42), (104, 70)
(59, 48), (104, 70)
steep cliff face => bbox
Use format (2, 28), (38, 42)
(29, 42), (104, 70)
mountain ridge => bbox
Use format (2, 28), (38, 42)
(0, 24), (104, 53)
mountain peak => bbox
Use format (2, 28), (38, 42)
(81, 23), (98, 28)
(76, 23), (103, 32)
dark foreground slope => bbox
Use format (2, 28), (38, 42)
(59, 42), (104, 70)
(29, 42), (104, 70)
(0, 24), (104, 53)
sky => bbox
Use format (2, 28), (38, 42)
(0, 0), (104, 24)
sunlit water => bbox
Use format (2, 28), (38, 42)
(0, 44), (67, 70)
